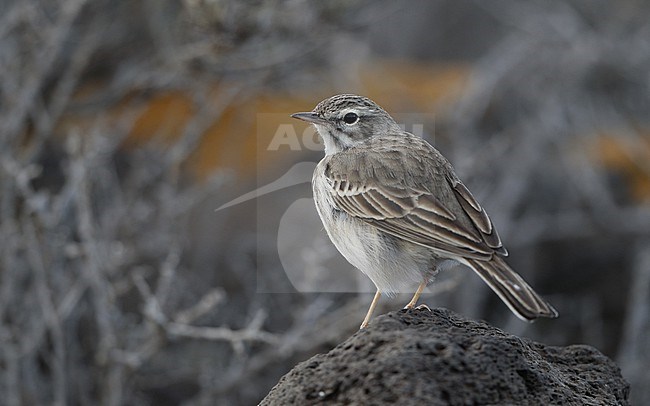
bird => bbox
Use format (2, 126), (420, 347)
(291, 94), (558, 329)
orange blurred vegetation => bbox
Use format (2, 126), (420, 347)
(55, 60), (650, 204)
(56, 61), (471, 179)
(588, 133), (650, 203)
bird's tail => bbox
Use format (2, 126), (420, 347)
(465, 256), (558, 321)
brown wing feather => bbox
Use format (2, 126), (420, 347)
(323, 138), (506, 260)
(447, 176), (508, 256)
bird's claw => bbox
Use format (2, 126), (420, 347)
(403, 303), (431, 311)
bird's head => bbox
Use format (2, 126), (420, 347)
(291, 94), (400, 155)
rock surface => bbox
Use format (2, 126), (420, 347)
(261, 308), (629, 405)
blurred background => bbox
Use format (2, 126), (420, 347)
(1, 0), (649, 404)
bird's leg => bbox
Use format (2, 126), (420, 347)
(404, 280), (427, 309)
(360, 290), (381, 329)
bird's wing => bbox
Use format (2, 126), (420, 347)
(446, 175), (507, 256)
(322, 138), (506, 260)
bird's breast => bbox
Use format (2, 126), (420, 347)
(311, 161), (434, 294)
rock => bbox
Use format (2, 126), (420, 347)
(261, 308), (629, 405)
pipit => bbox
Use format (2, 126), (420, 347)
(291, 94), (558, 329)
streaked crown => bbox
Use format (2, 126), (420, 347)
(312, 94), (391, 119)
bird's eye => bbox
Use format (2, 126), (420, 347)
(343, 112), (359, 124)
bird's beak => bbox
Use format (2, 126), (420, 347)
(291, 112), (328, 125)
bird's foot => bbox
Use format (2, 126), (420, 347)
(404, 303), (431, 311)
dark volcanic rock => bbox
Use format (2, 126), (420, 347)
(261, 308), (629, 405)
